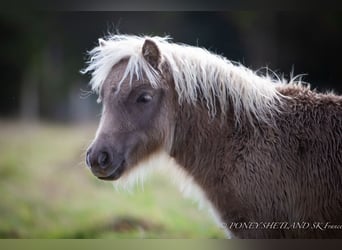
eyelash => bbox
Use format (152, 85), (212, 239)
(136, 93), (153, 103)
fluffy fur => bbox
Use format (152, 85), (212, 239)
(83, 34), (342, 238)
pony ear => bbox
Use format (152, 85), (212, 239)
(98, 38), (107, 47)
(142, 39), (161, 69)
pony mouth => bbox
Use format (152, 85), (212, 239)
(97, 160), (126, 181)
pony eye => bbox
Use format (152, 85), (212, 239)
(136, 93), (153, 103)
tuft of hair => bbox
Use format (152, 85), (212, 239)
(82, 34), (303, 125)
(112, 150), (170, 192)
(110, 149), (231, 237)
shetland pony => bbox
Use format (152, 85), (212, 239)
(82, 35), (342, 238)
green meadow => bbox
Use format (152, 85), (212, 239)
(0, 121), (224, 238)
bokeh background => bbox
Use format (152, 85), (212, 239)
(0, 11), (341, 238)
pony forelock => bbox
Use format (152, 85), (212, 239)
(82, 34), (301, 125)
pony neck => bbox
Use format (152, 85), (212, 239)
(170, 101), (236, 186)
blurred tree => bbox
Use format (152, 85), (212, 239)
(228, 12), (342, 93)
(1, 11), (49, 119)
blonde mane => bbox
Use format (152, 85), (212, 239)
(82, 34), (298, 125)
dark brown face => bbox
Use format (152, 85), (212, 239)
(86, 54), (175, 181)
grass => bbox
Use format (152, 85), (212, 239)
(0, 120), (225, 238)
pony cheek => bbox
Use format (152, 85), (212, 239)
(126, 132), (164, 169)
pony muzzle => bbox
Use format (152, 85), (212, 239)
(86, 147), (126, 181)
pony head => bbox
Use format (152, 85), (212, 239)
(84, 36), (176, 181)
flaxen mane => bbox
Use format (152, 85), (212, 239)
(82, 35), (302, 125)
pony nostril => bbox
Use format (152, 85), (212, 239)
(98, 151), (109, 168)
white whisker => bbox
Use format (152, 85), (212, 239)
(79, 88), (94, 99)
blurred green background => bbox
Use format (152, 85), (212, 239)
(0, 11), (341, 238)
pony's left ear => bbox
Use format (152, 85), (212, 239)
(98, 38), (107, 47)
(142, 39), (161, 69)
